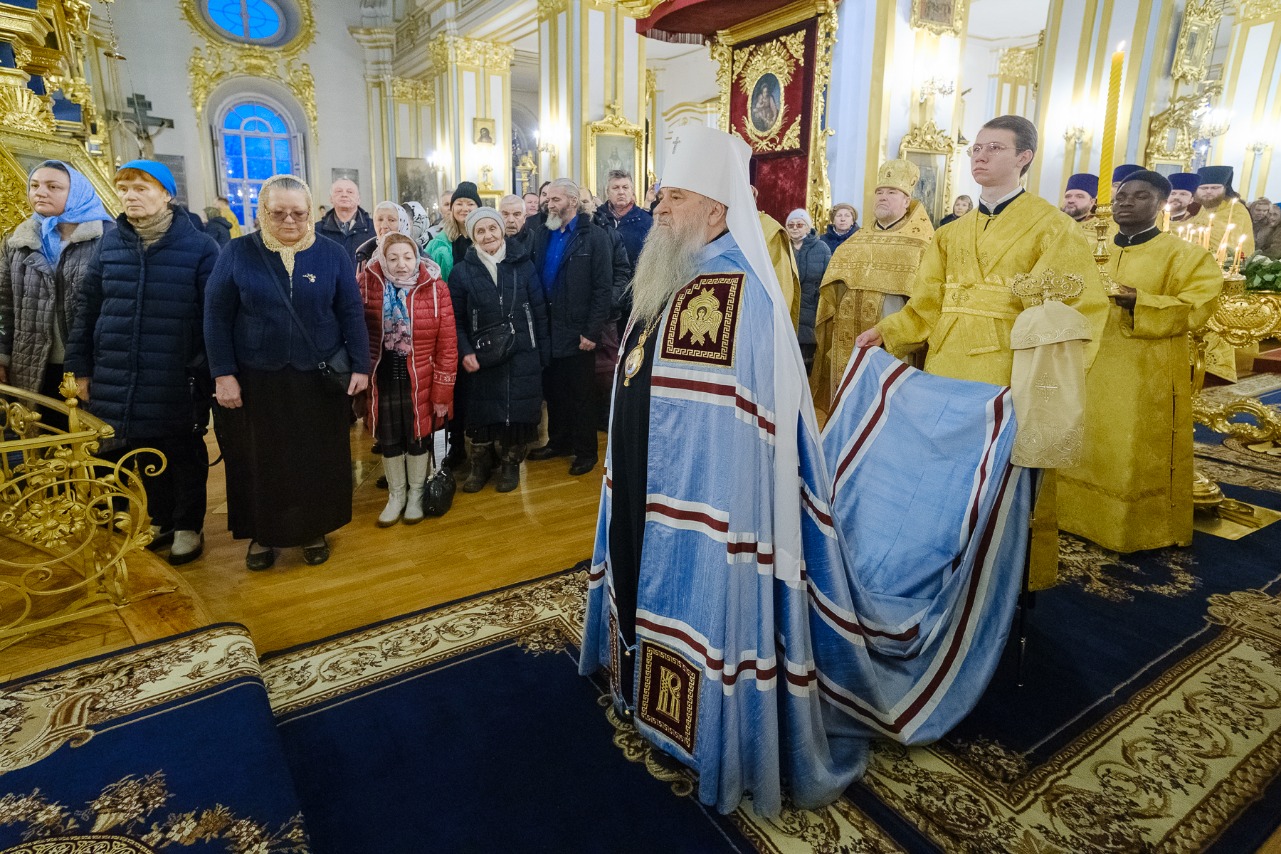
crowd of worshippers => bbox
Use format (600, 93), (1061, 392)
(0, 134), (1251, 574)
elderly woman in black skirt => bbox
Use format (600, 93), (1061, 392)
(448, 207), (549, 493)
(205, 174), (370, 569)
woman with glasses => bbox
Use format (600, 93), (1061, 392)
(205, 174), (371, 570)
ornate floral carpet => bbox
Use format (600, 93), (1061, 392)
(7, 463), (1281, 852)
(0, 624), (309, 852)
(257, 476), (1281, 854)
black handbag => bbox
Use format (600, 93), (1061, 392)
(469, 266), (518, 369)
(253, 236), (353, 394)
(423, 432), (455, 517)
(470, 319), (516, 369)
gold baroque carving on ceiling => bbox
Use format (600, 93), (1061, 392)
(187, 43), (318, 138)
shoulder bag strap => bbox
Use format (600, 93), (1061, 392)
(249, 234), (329, 368)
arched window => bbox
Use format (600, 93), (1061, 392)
(208, 0), (283, 41)
(219, 101), (296, 227)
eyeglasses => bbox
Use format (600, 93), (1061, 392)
(266, 209), (310, 222)
(967, 142), (1020, 158)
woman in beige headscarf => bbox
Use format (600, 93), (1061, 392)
(204, 174), (371, 570)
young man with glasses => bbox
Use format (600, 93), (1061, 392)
(855, 115), (1109, 590)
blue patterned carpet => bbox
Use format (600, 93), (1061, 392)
(0, 624), (308, 851)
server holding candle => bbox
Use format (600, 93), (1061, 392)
(1060, 170), (1224, 553)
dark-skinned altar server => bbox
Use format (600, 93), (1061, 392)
(1059, 171), (1223, 552)
(579, 124), (1032, 816)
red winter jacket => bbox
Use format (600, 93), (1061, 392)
(359, 259), (458, 439)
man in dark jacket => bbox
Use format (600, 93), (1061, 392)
(315, 178), (376, 262)
(593, 168), (649, 324)
(528, 178), (617, 475)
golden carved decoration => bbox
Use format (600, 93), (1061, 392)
(1146, 83), (1222, 168)
(998, 46), (1037, 82)
(1172, 0), (1222, 84)
(909, 0), (968, 37)
(732, 32), (805, 152)
(1237, 0), (1281, 25)
(710, 40), (733, 134)
(0, 378), (164, 652)
(392, 77), (434, 104)
(898, 119), (955, 155)
(187, 44), (319, 140)
(429, 35), (515, 70)
(178, 0), (315, 57)
(587, 102), (644, 196)
(807, 4), (837, 229)
(0, 86), (55, 134)
(538, 0), (571, 18)
(10, 41), (32, 70)
(1189, 275), (1281, 515)
(394, 7), (430, 53)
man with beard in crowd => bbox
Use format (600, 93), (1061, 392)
(527, 178), (616, 476)
(1190, 165), (1254, 256)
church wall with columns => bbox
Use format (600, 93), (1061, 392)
(100, 1), (373, 219)
(649, 47), (719, 185)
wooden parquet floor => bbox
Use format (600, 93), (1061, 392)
(2, 422), (602, 678)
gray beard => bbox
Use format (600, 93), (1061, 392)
(545, 213), (563, 231)
(628, 219), (704, 327)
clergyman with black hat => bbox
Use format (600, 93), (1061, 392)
(1061, 173), (1099, 224)
(810, 158), (934, 423)
(1191, 165), (1254, 256)
(1168, 172), (1201, 224)
(1059, 169), (1224, 553)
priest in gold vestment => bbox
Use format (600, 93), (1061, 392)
(810, 159), (933, 422)
(1189, 166), (1254, 258)
(1059, 171), (1223, 553)
(856, 116), (1109, 589)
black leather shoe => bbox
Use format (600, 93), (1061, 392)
(302, 538), (330, 565)
(568, 456), (597, 476)
(246, 542), (276, 571)
(528, 445), (571, 461)
(145, 528), (174, 552)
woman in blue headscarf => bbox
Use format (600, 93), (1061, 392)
(0, 160), (113, 396)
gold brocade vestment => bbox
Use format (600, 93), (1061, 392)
(1058, 233), (1224, 553)
(760, 211), (801, 331)
(810, 201), (934, 421)
(876, 192), (1110, 589)
(1188, 201), (1255, 257)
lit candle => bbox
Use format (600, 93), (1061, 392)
(1217, 240), (1228, 265)
(1160, 204), (1171, 232)
(1096, 42), (1126, 209)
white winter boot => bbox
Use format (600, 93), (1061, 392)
(403, 452), (429, 525)
(378, 454), (408, 527)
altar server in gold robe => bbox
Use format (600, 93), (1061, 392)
(1190, 165), (1254, 257)
(1059, 171), (1223, 553)
(810, 159), (933, 421)
(855, 115), (1109, 589)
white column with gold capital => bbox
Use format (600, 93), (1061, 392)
(429, 35), (515, 196)
(538, 0), (647, 194)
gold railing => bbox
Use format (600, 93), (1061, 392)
(0, 374), (166, 651)
(1191, 275), (1281, 522)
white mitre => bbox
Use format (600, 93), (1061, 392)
(660, 124), (781, 307)
(662, 123), (813, 584)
